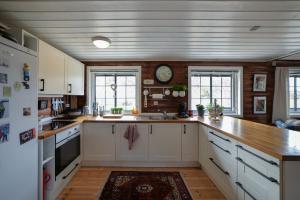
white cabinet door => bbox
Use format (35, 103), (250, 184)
(149, 123), (181, 161)
(38, 40), (65, 95)
(182, 123), (198, 161)
(64, 55), (84, 95)
(116, 123), (148, 161)
(83, 123), (116, 161)
(198, 124), (208, 167)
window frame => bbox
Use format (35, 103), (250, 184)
(288, 69), (300, 116)
(188, 66), (243, 117)
(87, 66), (141, 114)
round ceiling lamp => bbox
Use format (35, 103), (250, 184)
(92, 36), (111, 48)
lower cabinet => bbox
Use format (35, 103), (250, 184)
(115, 123), (148, 161)
(83, 123), (116, 161)
(182, 123), (198, 161)
(149, 123), (182, 161)
(199, 126), (281, 200)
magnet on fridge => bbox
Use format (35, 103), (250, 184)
(14, 82), (22, 92)
(19, 128), (36, 145)
(0, 123), (10, 144)
(23, 63), (30, 81)
(3, 86), (11, 97)
(22, 82), (30, 89)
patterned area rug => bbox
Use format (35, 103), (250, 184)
(99, 171), (193, 200)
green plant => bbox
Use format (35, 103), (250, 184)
(196, 104), (205, 110)
(111, 107), (123, 114)
(172, 84), (187, 91)
(206, 103), (224, 113)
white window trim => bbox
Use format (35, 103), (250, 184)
(87, 66), (142, 114)
(188, 66), (243, 117)
(288, 67), (300, 117)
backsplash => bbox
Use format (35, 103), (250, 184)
(38, 95), (80, 117)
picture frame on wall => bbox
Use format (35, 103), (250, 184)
(253, 74), (267, 92)
(253, 96), (267, 114)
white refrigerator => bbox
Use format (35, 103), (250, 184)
(0, 36), (38, 200)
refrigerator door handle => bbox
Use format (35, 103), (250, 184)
(40, 79), (45, 91)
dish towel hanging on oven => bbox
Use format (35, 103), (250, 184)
(124, 125), (140, 150)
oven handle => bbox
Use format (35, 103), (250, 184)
(63, 163), (79, 179)
(56, 131), (80, 148)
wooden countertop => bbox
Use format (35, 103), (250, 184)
(38, 115), (300, 161)
(198, 116), (300, 161)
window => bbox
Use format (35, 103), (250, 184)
(189, 66), (243, 116)
(89, 67), (141, 113)
(289, 72), (300, 113)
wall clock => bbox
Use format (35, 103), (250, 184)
(154, 64), (174, 84)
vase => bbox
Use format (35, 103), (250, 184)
(172, 91), (178, 97)
(197, 109), (205, 117)
(179, 91), (186, 97)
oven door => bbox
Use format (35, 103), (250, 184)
(55, 133), (80, 177)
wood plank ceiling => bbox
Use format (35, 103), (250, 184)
(1, 0), (300, 61)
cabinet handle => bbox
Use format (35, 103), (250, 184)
(183, 124), (186, 134)
(235, 182), (257, 200)
(68, 83), (72, 93)
(112, 125), (114, 134)
(236, 157), (279, 184)
(40, 79), (45, 91)
(236, 145), (279, 167)
(209, 140), (231, 154)
(150, 125), (152, 134)
(209, 157), (230, 176)
(63, 163), (79, 179)
(209, 131), (231, 143)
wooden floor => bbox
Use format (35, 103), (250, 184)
(57, 167), (225, 200)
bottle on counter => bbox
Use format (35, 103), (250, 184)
(92, 102), (98, 116)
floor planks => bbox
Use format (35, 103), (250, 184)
(57, 167), (225, 200)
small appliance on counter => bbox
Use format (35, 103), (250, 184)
(178, 101), (189, 118)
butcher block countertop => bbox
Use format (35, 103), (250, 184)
(39, 115), (300, 161)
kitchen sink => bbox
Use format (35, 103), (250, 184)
(146, 115), (178, 120)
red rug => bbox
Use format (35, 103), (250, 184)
(99, 171), (193, 200)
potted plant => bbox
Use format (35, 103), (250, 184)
(196, 104), (205, 117)
(207, 102), (224, 121)
(172, 84), (187, 97)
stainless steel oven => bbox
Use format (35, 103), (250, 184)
(55, 126), (80, 178)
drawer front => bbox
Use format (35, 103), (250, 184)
(207, 139), (236, 179)
(207, 155), (237, 200)
(236, 142), (280, 182)
(56, 124), (80, 144)
(237, 159), (280, 200)
(207, 128), (236, 152)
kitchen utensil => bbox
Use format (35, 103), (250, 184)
(143, 89), (149, 108)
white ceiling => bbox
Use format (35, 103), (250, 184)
(1, 0), (300, 61)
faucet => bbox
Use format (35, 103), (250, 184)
(158, 109), (168, 120)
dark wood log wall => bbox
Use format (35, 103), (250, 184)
(82, 61), (275, 124)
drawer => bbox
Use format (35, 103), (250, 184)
(207, 128), (237, 152)
(56, 124), (80, 144)
(207, 139), (236, 178)
(237, 159), (280, 200)
(207, 155), (237, 200)
(236, 142), (280, 182)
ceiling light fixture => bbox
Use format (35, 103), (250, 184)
(92, 36), (111, 48)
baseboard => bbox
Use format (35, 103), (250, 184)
(82, 160), (201, 167)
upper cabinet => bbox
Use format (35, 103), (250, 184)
(64, 55), (84, 95)
(38, 40), (65, 95)
(38, 39), (84, 96)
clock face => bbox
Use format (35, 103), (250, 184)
(155, 65), (173, 83)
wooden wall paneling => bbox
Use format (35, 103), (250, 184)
(82, 61), (275, 124)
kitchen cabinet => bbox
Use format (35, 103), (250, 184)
(83, 123), (116, 162)
(116, 123), (148, 161)
(182, 123), (198, 161)
(198, 124), (208, 167)
(149, 123), (181, 161)
(38, 40), (65, 95)
(64, 54), (84, 95)
(236, 143), (280, 200)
